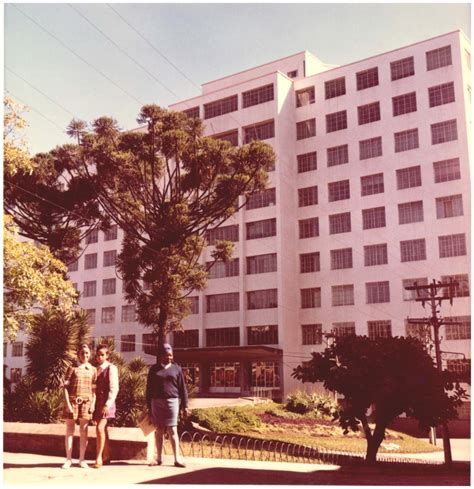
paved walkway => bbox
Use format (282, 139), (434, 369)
(2, 451), (470, 486)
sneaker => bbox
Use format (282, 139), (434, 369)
(78, 461), (89, 469)
(61, 460), (72, 469)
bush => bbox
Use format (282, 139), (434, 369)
(189, 407), (262, 433)
(285, 391), (339, 418)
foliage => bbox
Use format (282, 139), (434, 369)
(25, 309), (91, 391)
(188, 406), (262, 433)
(292, 335), (467, 463)
(285, 390), (339, 418)
(3, 216), (78, 340)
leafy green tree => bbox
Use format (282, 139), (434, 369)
(74, 105), (275, 344)
(292, 335), (467, 463)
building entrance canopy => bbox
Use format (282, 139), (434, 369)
(173, 345), (282, 363)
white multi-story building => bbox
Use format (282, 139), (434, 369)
(5, 30), (470, 407)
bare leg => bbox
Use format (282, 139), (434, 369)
(103, 423), (111, 463)
(167, 426), (183, 463)
(64, 419), (75, 462)
(154, 427), (165, 463)
(95, 418), (107, 465)
(78, 418), (89, 463)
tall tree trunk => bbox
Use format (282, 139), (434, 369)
(365, 422), (386, 464)
(155, 307), (168, 362)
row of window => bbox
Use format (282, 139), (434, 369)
(85, 225), (118, 244)
(68, 250), (117, 272)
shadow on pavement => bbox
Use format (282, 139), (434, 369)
(138, 464), (470, 486)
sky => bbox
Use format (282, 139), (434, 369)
(4, 2), (471, 155)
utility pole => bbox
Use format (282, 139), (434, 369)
(405, 278), (460, 467)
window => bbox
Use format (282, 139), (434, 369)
(206, 327), (240, 347)
(121, 334), (135, 353)
(251, 361), (280, 388)
(301, 288), (321, 308)
(325, 77), (346, 99)
(103, 250), (117, 267)
(447, 360), (471, 381)
(287, 70), (298, 78)
(426, 45), (452, 71)
(246, 188), (276, 209)
(101, 307), (115, 324)
(104, 225), (118, 241)
(213, 130), (238, 146)
(439, 233), (467, 258)
(83, 280), (97, 297)
(361, 173), (384, 196)
(206, 224), (239, 245)
(356, 67), (379, 90)
(359, 136), (382, 160)
(121, 305), (136, 322)
(368, 320), (392, 339)
(102, 278), (116, 295)
(433, 158), (461, 183)
(84, 253), (98, 270)
(3, 342), (7, 358)
(242, 84), (274, 108)
(298, 186), (318, 207)
(429, 82), (455, 107)
(247, 253), (277, 274)
(358, 102), (381, 125)
(204, 95), (238, 119)
(326, 110), (347, 133)
(299, 217), (319, 238)
(405, 320), (431, 342)
(445, 316), (471, 340)
(183, 106), (200, 119)
(206, 293), (240, 313)
(366, 281), (390, 303)
(67, 260), (78, 272)
(207, 259), (239, 279)
(85, 308), (96, 324)
(142, 333), (157, 355)
(173, 329), (199, 348)
(247, 325), (278, 345)
(392, 92), (417, 116)
(12, 341), (23, 357)
(300, 252), (320, 273)
(362, 206), (386, 229)
(328, 180), (350, 202)
(327, 144), (349, 167)
(402, 277), (429, 300)
(441, 274), (470, 298)
(247, 289), (278, 309)
(329, 212), (351, 234)
(432, 119), (458, 146)
(396, 166), (422, 189)
(330, 248), (353, 270)
(296, 86), (315, 107)
(390, 56), (415, 80)
(436, 194), (463, 219)
(10, 368), (22, 383)
(296, 118), (316, 140)
(398, 201), (424, 224)
(243, 120), (275, 143)
(400, 238), (426, 262)
(332, 285), (354, 306)
(333, 322), (356, 337)
(364, 244), (388, 266)
(394, 128), (419, 152)
(188, 296), (199, 314)
(246, 218), (276, 239)
(302, 324), (322, 345)
(297, 152), (317, 173)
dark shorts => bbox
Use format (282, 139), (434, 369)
(151, 398), (179, 427)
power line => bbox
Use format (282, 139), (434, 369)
(11, 4), (145, 106)
(106, 3), (200, 91)
(68, 3), (181, 100)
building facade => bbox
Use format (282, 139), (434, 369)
(5, 30), (471, 407)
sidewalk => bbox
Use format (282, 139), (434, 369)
(2, 451), (470, 486)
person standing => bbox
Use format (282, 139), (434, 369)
(62, 343), (97, 469)
(146, 343), (189, 467)
(92, 343), (119, 468)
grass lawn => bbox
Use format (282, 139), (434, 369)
(189, 402), (442, 455)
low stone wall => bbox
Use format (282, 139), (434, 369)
(3, 422), (154, 461)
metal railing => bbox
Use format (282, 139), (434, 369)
(177, 431), (442, 466)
